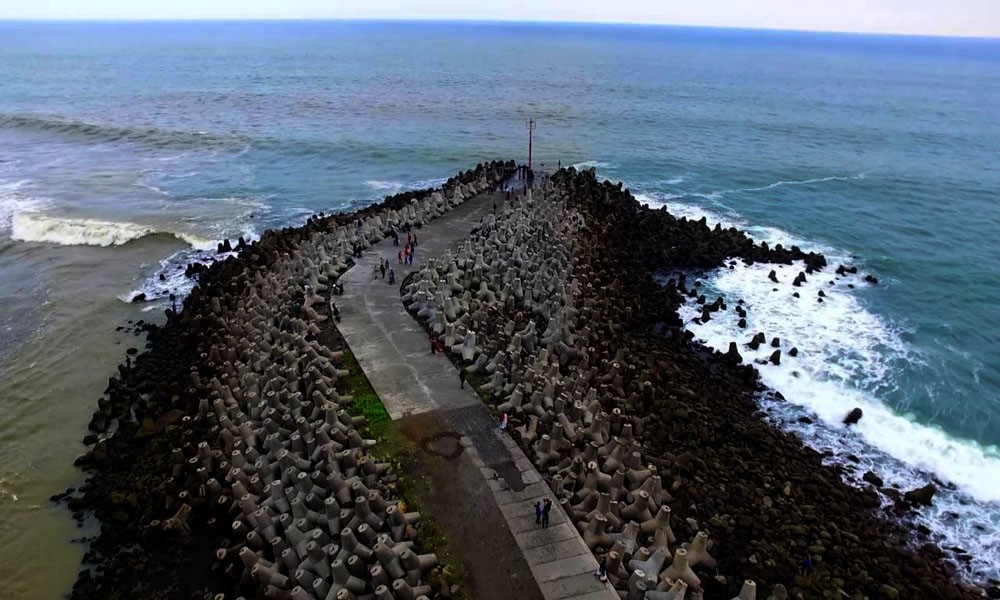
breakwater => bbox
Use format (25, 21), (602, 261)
(400, 167), (986, 599)
(64, 161), (516, 599)
(63, 161), (985, 600)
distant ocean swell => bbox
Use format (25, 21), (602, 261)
(644, 192), (1000, 581)
(0, 114), (404, 162)
(0, 114), (242, 150)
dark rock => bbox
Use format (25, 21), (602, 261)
(904, 483), (938, 506)
(863, 471), (884, 487)
(843, 407), (863, 425)
(130, 293), (147, 303)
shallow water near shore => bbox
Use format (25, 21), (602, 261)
(0, 20), (998, 597)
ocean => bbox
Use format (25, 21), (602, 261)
(0, 20), (997, 598)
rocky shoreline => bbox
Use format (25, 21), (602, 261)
(398, 167), (987, 600)
(63, 161), (515, 599)
(62, 161), (986, 600)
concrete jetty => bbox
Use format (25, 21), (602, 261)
(69, 161), (983, 600)
(336, 186), (616, 600)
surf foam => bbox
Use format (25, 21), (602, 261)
(570, 160), (613, 170)
(364, 177), (447, 192)
(11, 213), (214, 249)
(671, 209), (1000, 582)
(0, 181), (49, 232)
(120, 226), (259, 308)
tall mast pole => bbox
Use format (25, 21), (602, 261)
(526, 118), (536, 170)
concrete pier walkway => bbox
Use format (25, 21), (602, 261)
(335, 188), (616, 600)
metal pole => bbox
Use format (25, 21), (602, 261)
(526, 118), (536, 170)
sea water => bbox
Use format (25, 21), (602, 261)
(0, 21), (997, 597)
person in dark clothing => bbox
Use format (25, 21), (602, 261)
(430, 335), (437, 354)
(459, 369), (466, 389)
(534, 501), (543, 525)
(541, 499), (552, 528)
(388, 269), (395, 284)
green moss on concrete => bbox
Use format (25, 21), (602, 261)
(337, 351), (470, 599)
(340, 350), (391, 438)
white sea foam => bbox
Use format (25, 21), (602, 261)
(11, 213), (214, 249)
(120, 225), (259, 306)
(672, 205), (1000, 581)
(365, 180), (405, 190)
(365, 177), (447, 192)
(0, 181), (49, 232)
(570, 160), (612, 170)
(681, 173), (867, 201)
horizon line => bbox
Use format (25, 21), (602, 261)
(0, 17), (997, 41)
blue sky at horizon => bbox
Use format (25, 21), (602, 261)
(0, 0), (998, 38)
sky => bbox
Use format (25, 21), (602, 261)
(1, 0), (998, 38)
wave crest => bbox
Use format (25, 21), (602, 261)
(0, 114), (242, 150)
(11, 213), (213, 249)
(570, 160), (612, 170)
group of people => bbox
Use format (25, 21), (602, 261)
(372, 257), (395, 284)
(533, 498), (553, 529)
(397, 232), (418, 265)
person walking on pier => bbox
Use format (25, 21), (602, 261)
(534, 501), (543, 525)
(388, 268), (395, 285)
(541, 498), (552, 529)
(380, 260), (387, 280)
(397, 250), (403, 264)
(430, 334), (437, 354)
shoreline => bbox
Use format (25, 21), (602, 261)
(61, 162), (989, 599)
(64, 161), (516, 599)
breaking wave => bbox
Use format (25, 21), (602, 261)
(11, 213), (214, 249)
(364, 177), (447, 192)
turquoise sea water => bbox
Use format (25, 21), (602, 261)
(0, 21), (998, 594)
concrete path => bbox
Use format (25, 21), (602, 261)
(336, 188), (616, 600)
